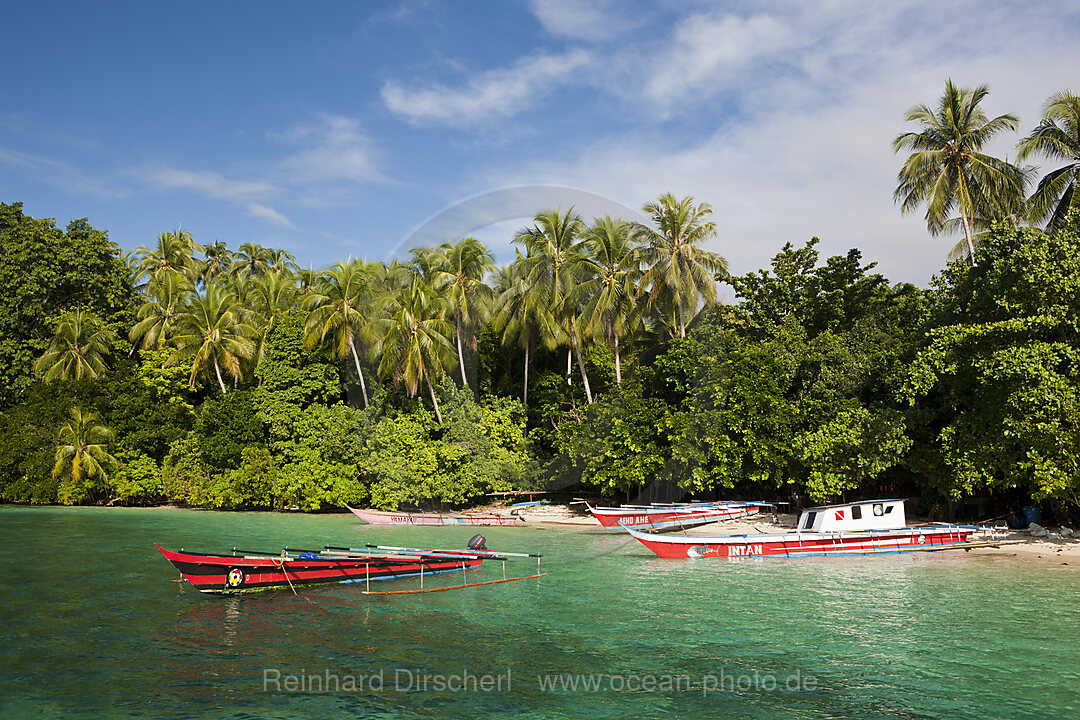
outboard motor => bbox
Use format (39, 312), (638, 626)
(467, 534), (487, 551)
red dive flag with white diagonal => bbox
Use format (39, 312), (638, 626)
(835, 509), (844, 521)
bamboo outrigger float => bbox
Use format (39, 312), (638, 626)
(156, 537), (543, 595)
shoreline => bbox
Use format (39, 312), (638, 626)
(8, 503), (1078, 565)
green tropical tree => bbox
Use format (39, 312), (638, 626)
(893, 79), (1025, 265)
(193, 240), (234, 287)
(634, 193), (727, 338)
(493, 256), (562, 407)
(1017, 90), (1080, 231)
(34, 309), (116, 381)
(230, 242), (273, 279)
(296, 266), (320, 297)
(515, 208), (595, 403)
(250, 270), (298, 368)
(129, 272), (192, 353)
(267, 247), (299, 275)
(303, 260), (379, 407)
(435, 237), (495, 386)
(168, 283), (256, 394)
(135, 226), (196, 287)
(52, 407), (117, 504)
(574, 216), (642, 384)
(375, 281), (454, 423)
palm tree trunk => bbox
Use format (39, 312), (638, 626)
(523, 335), (531, 407)
(456, 316), (468, 386)
(566, 349), (572, 385)
(570, 318), (593, 404)
(960, 209), (977, 267)
(424, 369), (444, 424)
(213, 356), (228, 395)
(677, 300), (686, 338)
(348, 338), (370, 408)
(614, 332), (622, 386)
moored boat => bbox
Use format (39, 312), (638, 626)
(346, 505), (523, 526)
(156, 539), (543, 594)
(622, 499), (1000, 558)
(587, 501), (760, 531)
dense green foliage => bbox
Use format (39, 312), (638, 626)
(3, 84), (1080, 514)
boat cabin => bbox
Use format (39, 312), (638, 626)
(796, 499), (906, 533)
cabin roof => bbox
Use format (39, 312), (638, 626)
(806, 499), (904, 511)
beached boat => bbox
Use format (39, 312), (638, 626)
(156, 540), (543, 594)
(586, 501), (760, 531)
(346, 505), (522, 526)
(622, 499), (996, 558)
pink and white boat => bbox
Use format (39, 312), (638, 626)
(623, 499), (995, 558)
(586, 501), (760, 531)
(346, 505), (523, 526)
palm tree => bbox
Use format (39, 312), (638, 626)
(35, 309), (116, 381)
(135, 226), (196, 287)
(303, 260), (379, 407)
(515, 208), (595, 403)
(1017, 90), (1080, 232)
(193, 240), (234, 288)
(633, 193), (727, 338)
(493, 256), (562, 407)
(250, 270), (298, 369)
(893, 79), (1025, 265)
(168, 283), (256, 394)
(435, 237), (495, 386)
(52, 407), (116, 505)
(129, 271), (192, 353)
(573, 216), (642, 384)
(230, 242), (273, 279)
(267, 247), (299, 275)
(375, 281), (454, 424)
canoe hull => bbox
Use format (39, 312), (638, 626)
(156, 544), (482, 594)
(590, 504), (760, 530)
(624, 526), (977, 559)
(346, 505), (521, 526)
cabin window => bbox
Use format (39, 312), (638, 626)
(801, 511), (817, 530)
(851, 505), (862, 520)
(884, 505), (895, 514)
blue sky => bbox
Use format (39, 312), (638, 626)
(2, 0), (1079, 287)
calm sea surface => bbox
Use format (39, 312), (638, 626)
(1, 506), (1078, 719)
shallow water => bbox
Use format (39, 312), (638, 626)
(1, 506), (1077, 719)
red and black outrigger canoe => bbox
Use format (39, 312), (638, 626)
(155, 540), (544, 595)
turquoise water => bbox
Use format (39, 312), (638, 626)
(1, 507), (1077, 719)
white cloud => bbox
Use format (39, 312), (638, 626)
(641, 12), (794, 112)
(381, 49), (591, 126)
(143, 168), (278, 201)
(275, 115), (382, 184)
(527, 0), (631, 41)
(246, 202), (294, 228)
(0, 146), (125, 200)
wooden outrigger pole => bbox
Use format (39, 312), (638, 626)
(320, 544), (546, 595)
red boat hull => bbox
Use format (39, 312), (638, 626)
(156, 545), (482, 593)
(626, 526), (976, 559)
(590, 504), (759, 530)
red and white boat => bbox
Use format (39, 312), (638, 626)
(586, 501), (760, 531)
(623, 499), (996, 558)
(346, 505), (522, 526)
